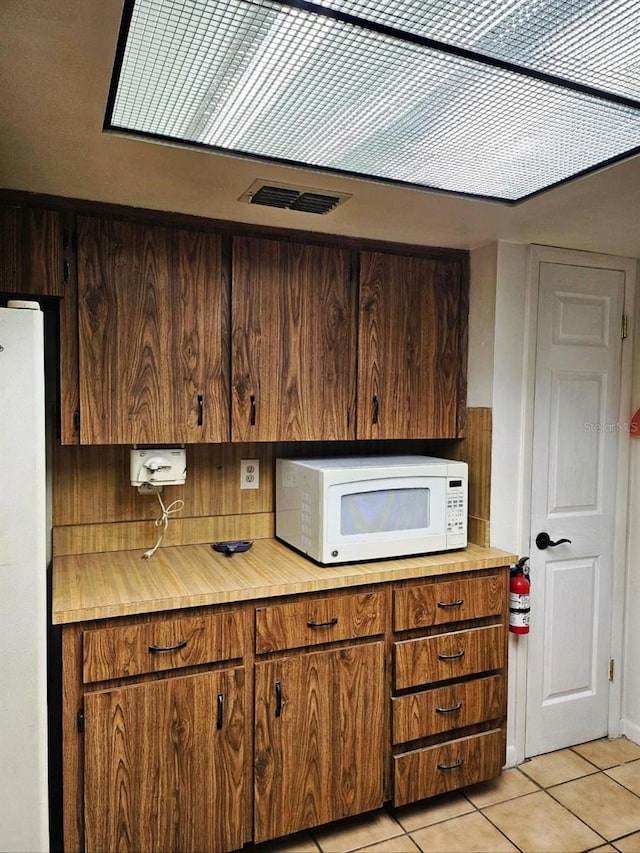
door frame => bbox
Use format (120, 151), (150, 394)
(509, 244), (636, 764)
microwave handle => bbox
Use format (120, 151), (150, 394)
(372, 394), (379, 425)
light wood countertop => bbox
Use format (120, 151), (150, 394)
(52, 539), (518, 625)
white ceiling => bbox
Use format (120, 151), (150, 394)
(2, 0), (640, 258)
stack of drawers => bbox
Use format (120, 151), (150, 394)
(391, 571), (508, 806)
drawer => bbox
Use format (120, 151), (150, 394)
(394, 572), (507, 632)
(255, 590), (384, 653)
(83, 610), (244, 683)
(393, 729), (505, 806)
(394, 624), (505, 690)
(392, 675), (505, 744)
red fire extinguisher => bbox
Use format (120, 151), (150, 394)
(509, 557), (530, 634)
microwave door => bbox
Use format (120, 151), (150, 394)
(326, 477), (447, 562)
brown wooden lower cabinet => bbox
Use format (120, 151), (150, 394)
(390, 570), (509, 810)
(83, 668), (245, 853)
(61, 567), (508, 852)
(254, 642), (385, 842)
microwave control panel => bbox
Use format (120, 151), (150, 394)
(446, 478), (466, 535)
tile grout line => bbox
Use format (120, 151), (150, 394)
(468, 783), (530, 853)
(610, 827), (640, 849)
(530, 770), (623, 851)
(567, 745), (611, 772)
(601, 765), (640, 801)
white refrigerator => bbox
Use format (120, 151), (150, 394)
(0, 303), (49, 852)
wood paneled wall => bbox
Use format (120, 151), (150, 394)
(52, 443), (274, 555)
(451, 407), (492, 548)
(52, 411), (492, 555)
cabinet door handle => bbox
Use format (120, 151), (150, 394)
(148, 639), (188, 653)
(437, 758), (464, 771)
(250, 394), (256, 426)
(437, 649), (465, 660)
(306, 617), (339, 629)
(437, 599), (464, 609)
(216, 693), (224, 730)
(436, 701), (463, 714)
(275, 681), (282, 718)
(197, 393), (204, 426)
(372, 394), (379, 425)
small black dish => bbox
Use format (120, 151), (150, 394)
(212, 540), (253, 556)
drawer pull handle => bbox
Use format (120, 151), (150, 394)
(216, 693), (224, 730)
(438, 649), (465, 660)
(438, 758), (464, 771)
(250, 394), (256, 426)
(275, 681), (282, 718)
(437, 599), (464, 609)
(307, 617), (339, 629)
(436, 701), (463, 714)
(148, 639), (188, 654)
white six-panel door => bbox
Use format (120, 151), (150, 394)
(525, 260), (625, 757)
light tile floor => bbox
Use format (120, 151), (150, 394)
(248, 737), (640, 853)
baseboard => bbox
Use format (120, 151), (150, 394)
(505, 725), (640, 764)
(505, 743), (519, 768)
(621, 718), (640, 746)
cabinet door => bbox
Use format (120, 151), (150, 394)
(232, 236), (356, 441)
(78, 216), (229, 444)
(357, 251), (466, 439)
(84, 668), (245, 853)
(254, 642), (385, 842)
(0, 206), (64, 296)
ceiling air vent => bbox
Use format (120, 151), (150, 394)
(240, 180), (351, 215)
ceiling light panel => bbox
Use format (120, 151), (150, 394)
(307, 0), (640, 102)
(108, 0), (640, 202)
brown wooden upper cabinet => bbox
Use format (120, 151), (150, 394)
(232, 236), (356, 441)
(77, 216), (229, 444)
(357, 251), (467, 439)
(0, 206), (65, 297)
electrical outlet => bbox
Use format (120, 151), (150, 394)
(240, 458), (259, 490)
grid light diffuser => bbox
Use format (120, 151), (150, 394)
(106, 0), (640, 203)
(306, 0), (640, 102)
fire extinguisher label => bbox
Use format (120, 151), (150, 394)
(509, 609), (530, 628)
(509, 592), (530, 609)
(509, 592), (531, 630)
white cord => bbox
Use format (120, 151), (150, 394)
(142, 491), (185, 560)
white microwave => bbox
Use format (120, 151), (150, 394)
(275, 455), (468, 565)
